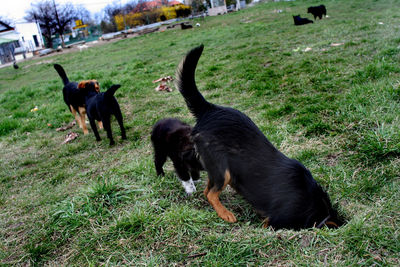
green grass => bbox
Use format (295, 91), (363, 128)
(1, 0), (400, 265)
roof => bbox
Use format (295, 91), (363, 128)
(0, 37), (18, 44)
(0, 21), (14, 33)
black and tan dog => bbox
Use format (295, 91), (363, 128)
(307, 5), (327, 20)
(54, 64), (101, 134)
(151, 118), (203, 195)
(78, 81), (126, 145)
(176, 45), (343, 230)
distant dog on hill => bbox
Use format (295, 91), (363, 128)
(78, 81), (126, 146)
(176, 44), (343, 230)
(54, 64), (101, 134)
(151, 118), (203, 195)
(307, 5), (327, 20)
(180, 23), (193, 30)
(293, 15), (314, 26)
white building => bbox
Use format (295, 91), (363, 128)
(0, 21), (44, 64)
(14, 22), (45, 52)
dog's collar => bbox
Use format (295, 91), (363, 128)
(316, 215), (331, 228)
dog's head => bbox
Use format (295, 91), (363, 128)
(167, 126), (193, 151)
(78, 80), (100, 93)
(313, 188), (345, 229)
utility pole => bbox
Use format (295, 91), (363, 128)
(52, 0), (65, 48)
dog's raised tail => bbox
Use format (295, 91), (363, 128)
(176, 44), (211, 118)
(53, 64), (69, 85)
(104, 84), (121, 99)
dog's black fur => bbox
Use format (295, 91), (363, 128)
(54, 64), (100, 134)
(176, 45), (343, 230)
(180, 23), (193, 30)
(151, 118), (203, 186)
(293, 15), (314, 26)
(307, 5), (327, 20)
(79, 82), (126, 145)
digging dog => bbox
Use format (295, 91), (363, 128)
(307, 5), (327, 20)
(176, 45), (343, 230)
(78, 81), (126, 145)
(54, 64), (101, 134)
(151, 118), (203, 195)
(293, 15), (313, 26)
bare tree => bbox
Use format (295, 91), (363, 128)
(25, 0), (77, 48)
(53, 1), (76, 47)
(25, 1), (55, 48)
(74, 4), (92, 25)
(103, 2), (122, 32)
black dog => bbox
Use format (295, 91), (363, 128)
(176, 45), (343, 230)
(78, 81), (126, 145)
(151, 118), (203, 195)
(180, 23), (193, 30)
(54, 64), (101, 134)
(307, 5), (327, 20)
(293, 15), (313, 26)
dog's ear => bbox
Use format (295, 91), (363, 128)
(167, 126), (192, 145)
(89, 80), (100, 93)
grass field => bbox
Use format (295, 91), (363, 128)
(1, 0), (399, 265)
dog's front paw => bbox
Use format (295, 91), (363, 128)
(96, 138), (101, 141)
(182, 179), (196, 196)
(218, 210), (237, 223)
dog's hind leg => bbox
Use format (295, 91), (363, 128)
(78, 107), (89, 135)
(102, 117), (114, 145)
(114, 106), (126, 140)
(98, 121), (103, 129)
(88, 118), (101, 142)
(206, 169), (237, 223)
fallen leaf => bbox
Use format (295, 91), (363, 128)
(331, 43), (344, 47)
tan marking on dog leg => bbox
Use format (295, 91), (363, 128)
(97, 121), (103, 129)
(206, 169), (237, 223)
(78, 107), (88, 135)
(262, 217), (269, 228)
(325, 221), (338, 228)
(70, 105), (82, 128)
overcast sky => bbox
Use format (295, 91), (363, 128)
(1, 0), (133, 22)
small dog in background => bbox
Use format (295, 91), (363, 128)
(293, 15), (314, 25)
(307, 5), (327, 20)
(54, 64), (101, 134)
(78, 81), (126, 145)
(180, 23), (193, 30)
(151, 118), (203, 195)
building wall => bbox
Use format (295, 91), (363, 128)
(208, 5), (227, 15)
(14, 22), (44, 52)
